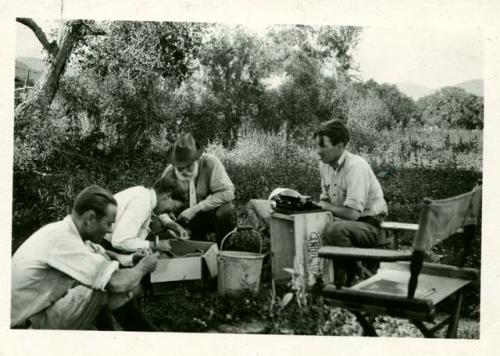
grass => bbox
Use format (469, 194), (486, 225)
(142, 278), (479, 338)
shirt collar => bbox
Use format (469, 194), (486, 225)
(149, 188), (157, 211)
(330, 150), (348, 171)
(64, 215), (83, 239)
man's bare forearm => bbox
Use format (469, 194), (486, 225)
(319, 202), (361, 221)
(106, 264), (147, 293)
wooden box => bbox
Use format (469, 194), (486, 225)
(150, 240), (219, 284)
(270, 211), (333, 287)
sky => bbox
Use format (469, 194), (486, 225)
(16, 21), (483, 89)
(355, 26), (483, 88)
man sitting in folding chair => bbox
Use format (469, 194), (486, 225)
(318, 183), (482, 338)
(313, 120), (389, 286)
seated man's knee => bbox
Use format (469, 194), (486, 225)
(215, 203), (236, 223)
(323, 222), (352, 247)
(30, 285), (108, 330)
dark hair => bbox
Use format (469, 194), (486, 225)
(73, 185), (117, 218)
(314, 120), (350, 146)
(153, 176), (186, 201)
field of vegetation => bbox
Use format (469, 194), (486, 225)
(12, 20), (483, 337)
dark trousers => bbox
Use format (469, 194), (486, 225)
(95, 300), (159, 331)
(323, 219), (382, 286)
(185, 202), (237, 246)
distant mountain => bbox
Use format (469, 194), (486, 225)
(15, 57), (45, 86)
(451, 79), (483, 97)
(395, 82), (434, 100)
(17, 57), (45, 72)
(396, 79), (483, 100)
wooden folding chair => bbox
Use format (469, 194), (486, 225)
(317, 183), (482, 338)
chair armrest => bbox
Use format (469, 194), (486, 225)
(319, 246), (413, 262)
(381, 221), (419, 232)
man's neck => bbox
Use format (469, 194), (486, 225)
(70, 214), (86, 242)
(329, 150), (346, 170)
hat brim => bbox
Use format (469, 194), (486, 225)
(166, 146), (204, 167)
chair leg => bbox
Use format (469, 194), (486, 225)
(353, 311), (378, 336)
(412, 320), (435, 338)
(446, 290), (464, 338)
(356, 261), (374, 278)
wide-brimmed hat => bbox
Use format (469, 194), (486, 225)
(167, 133), (204, 167)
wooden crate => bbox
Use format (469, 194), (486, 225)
(270, 211), (333, 288)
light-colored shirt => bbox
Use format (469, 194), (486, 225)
(11, 216), (119, 328)
(162, 153), (235, 212)
(189, 179), (197, 207)
(319, 150), (388, 217)
(105, 186), (156, 252)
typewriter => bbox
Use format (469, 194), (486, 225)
(270, 188), (323, 215)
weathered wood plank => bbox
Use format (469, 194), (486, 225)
(381, 221), (419, 232)
(319, 246), (412, 262)
(380, 262), (479, 281)
(322, 285), (435, 322)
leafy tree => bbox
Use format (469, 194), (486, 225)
(53, 21), (209, 155)
(198, 26), (272, 144)
(15, 19), (95, 129)
(74, 20), (207, 83)
(316, 26), (362, 76)
(14, 18), (107, 172)
(266, 25), (362, 78)
(359, 80), (419, 128)
(256, 25), (362, 134)
(417, 87), (483, 129)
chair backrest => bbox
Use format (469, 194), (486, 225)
(413, 184), (482, 252)
(407, 182), (482, 298)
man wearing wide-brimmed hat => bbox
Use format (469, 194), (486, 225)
(161, 133), (237, 245)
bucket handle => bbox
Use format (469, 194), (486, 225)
(220, 226), (263, 255)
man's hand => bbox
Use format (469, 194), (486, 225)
(169, 222), (190, 240)
(318, 201), (334, 211)
(178, 205), (201, 224)
(132, 248), (153, 265)
(151, 239), (172, 252)
(137, 252), (160, 274)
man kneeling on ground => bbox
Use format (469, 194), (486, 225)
(11, 185), (159, 330)
(161, 133), (237, 245)
(103, 176), (187, 253)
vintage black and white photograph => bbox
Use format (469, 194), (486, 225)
(7, 0), (491, 347)
(11, 16), (484, 338)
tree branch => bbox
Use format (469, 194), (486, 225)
(17, 17), (59, 55)
(81, 21), (107, 36)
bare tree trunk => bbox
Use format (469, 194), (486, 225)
(15, 20), (84, 127)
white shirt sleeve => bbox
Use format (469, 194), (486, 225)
(111, 196), (152, 252)
(47, 237), (119, 291)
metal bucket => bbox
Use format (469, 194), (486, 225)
(217, 228), (264, 295)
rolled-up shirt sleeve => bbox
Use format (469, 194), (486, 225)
(198, 156), (235, 212)
(47, 237), (119, 291)
(343, 165), (370, 213)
